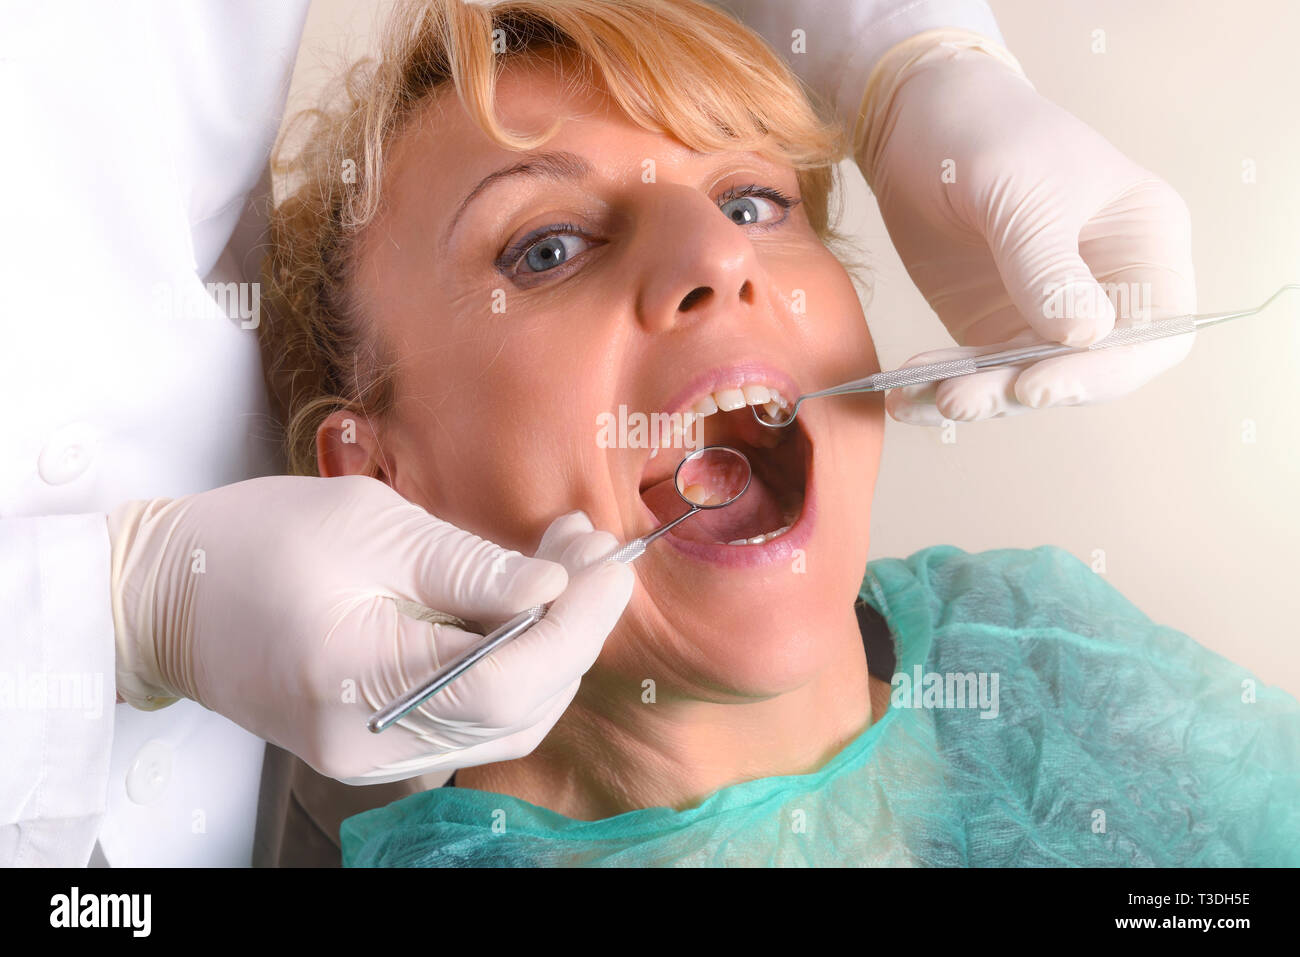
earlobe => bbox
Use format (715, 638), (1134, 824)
(316, 409), (388, 482)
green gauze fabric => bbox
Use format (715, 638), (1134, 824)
(341, 545), (1300, 866)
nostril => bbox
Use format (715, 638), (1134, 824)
(679, 286), (711, 311)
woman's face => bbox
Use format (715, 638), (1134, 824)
(332, 56), (884, 698)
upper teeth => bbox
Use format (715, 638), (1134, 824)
(646, 384), (792, 458)
(691, 385), (790, 420)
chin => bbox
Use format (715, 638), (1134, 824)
(609, 554), (861, 700)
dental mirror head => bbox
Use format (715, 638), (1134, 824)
(673, 444), (751, 509)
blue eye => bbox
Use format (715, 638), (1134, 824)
(718, 184), (799, 227)
(521, 231), (591, 273)
(501, 223), (593, 276)
(721, 196), (764, 224)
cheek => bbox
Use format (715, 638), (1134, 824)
(388, 367), (605, 551)
(382, 267), (636, 540)
(773, 251), (878, 373)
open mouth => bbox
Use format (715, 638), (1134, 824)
(637, 373), (812, 556)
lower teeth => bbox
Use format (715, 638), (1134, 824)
(725, 500), (801, 546)
(727, 524), (791, 546)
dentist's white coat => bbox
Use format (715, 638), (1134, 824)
(0, 0), (1000, 867)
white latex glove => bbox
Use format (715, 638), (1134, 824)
(725, 0), (1197, 425)
(855, 30), (1197, 424)
(108, 476), (633, 784)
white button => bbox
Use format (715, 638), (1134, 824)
(37, 422), (98, 485)
(125, 739), (173, 805)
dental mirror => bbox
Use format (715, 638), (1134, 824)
(675, 444), (752, 508)
(369, 445), (751, 733)
(567, 444), (753, 566)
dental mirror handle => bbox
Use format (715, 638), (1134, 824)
(368, 506), (701, 733)
(368, 603), (548, 733)
(605, 504), (700, 561)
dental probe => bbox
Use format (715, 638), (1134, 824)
(755, 283), (1300, 428)
(368, 445), (751, 733)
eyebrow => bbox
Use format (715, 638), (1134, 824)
(443, 150), (595, 247)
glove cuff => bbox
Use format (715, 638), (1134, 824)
(107, 500), (183, 711)
(852, 28), (1031, 187)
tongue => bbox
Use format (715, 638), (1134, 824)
(641, 470), (787, 544)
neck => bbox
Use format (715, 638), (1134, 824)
(455, 606), (877, 819)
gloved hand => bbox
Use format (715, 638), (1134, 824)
(855, 30), (1197, 424)
(723, 0), (1196, 425)
(108, 475), (633, 784)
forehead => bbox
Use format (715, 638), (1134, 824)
(380, 55), (781, 226)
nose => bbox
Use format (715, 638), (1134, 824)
(634, 183), (760, 334)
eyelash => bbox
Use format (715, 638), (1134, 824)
(497, 183), (801, 276)
(718, 183), (801, 215)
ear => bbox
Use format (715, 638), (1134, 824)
(316, 409), (390, 483)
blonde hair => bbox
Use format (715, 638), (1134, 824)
(260, 0), (860, 476)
